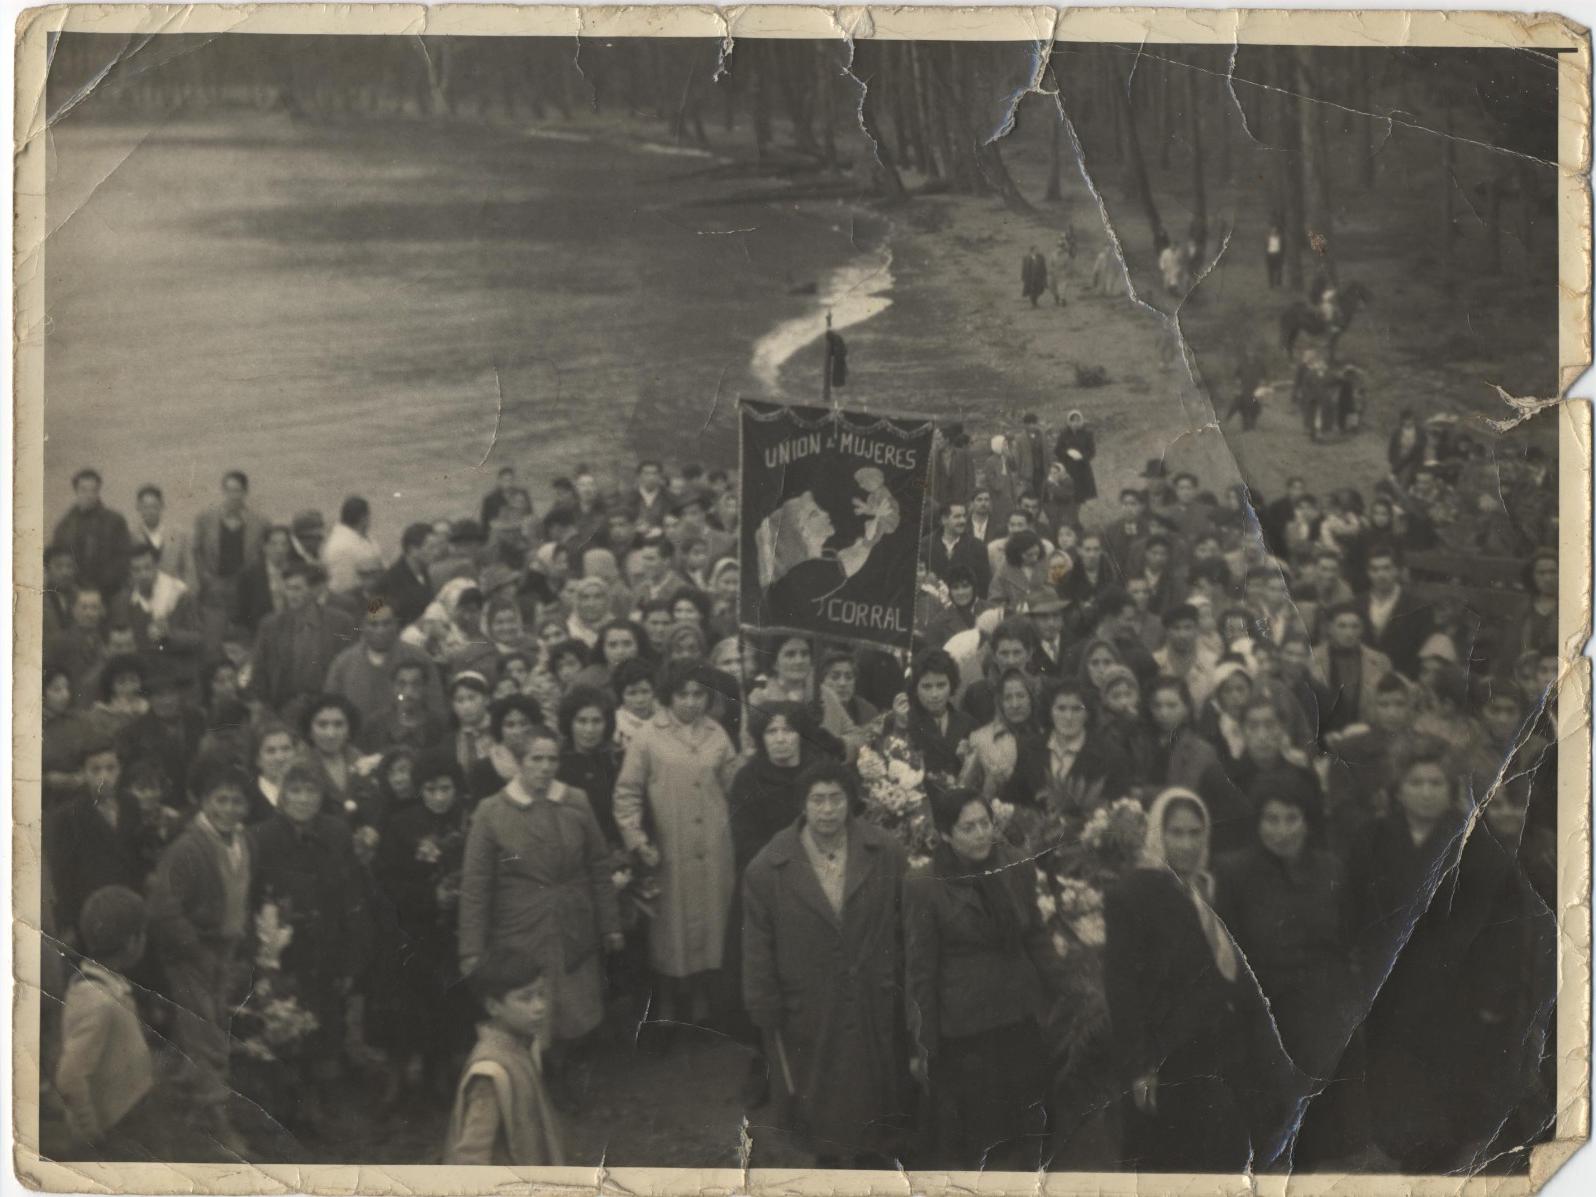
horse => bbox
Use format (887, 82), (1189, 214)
(1279, 280), (1374, 356)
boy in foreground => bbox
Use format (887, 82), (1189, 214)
(445, 951), (565, 1166)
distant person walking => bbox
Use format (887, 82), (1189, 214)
(1265, 223), (1285, 289)
(1021, 247), (1048, 308)
(1047, 236), (1071, 307)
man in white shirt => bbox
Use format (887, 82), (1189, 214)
(134, 484), (196, 590)
(125, 543), (204, 658)
(323, 496), (383, 595)
(1154, 603), (1220, 708)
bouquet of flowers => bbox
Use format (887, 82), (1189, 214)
(234, 902), (319, 1066)
(611, 843), (663, 925)
(1026, 797), (1148, 1110)
(855, 735), (941, 868)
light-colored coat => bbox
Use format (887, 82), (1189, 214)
(614, 711), (739, 977)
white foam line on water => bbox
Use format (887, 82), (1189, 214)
(750, 247), (895, 394)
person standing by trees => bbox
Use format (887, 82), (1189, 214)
(1021, 245), (1048, 307)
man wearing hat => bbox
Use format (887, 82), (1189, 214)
(288, 509), (326, 565)
(1027, 590), (1073, 678)
(430, 519), (486, 592)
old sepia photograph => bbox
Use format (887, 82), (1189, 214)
(10, 5), (1592, 1192)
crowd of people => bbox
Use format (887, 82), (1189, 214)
(37, 413), (1560, 1171)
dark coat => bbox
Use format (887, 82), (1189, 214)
(52, 503), (133, 598)
(1103, 867), (1253, 1171)
(117, 707), (208, 796)
(742, 818), (909, 1154)
(924, 533), (992, 597)
(249, 812), (372, 1042)
(904, 844), (1048, 1051)
(557, 746), (626, 849)
(370, 799), (470, 1054)
(1005, 732), (1130, 810)
(1053, 428), (1098, 501)
(906, 707), (978, 779)
(1360, 587), (1436, 681)
(727, 753), (809, 878)
(1215, 845), (1356, 1077)
(375, 557), (436, 629)
(1345, 811), (1555, 1169)
(45, 795), (144, 939)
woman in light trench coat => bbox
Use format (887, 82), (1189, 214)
(614, 658), (740, 1032)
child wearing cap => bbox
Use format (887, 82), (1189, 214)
(444, 951), (564, 1165)
(54, 885), (156, 1158)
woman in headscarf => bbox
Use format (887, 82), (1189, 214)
(1196, 659), (1255, 779)
(906, 785), (1053, 1169)
(1054, 410), (1098, 502)
(959, 667), (1036, 800)
(1078, 636), (1127, 700)
(614, 658), (740, 1035)
(1103, 787), (1253, 1171)
(458, 721), (622, 1113)
(706, 558), (741, 643)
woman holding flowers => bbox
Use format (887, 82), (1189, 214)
(906, 786), (1053, 1169)
(248, 760), (372, 1132)
(372, 748), (473, 1104)
(1103, 787), (1253, 1171)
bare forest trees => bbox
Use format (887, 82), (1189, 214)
(48, 32), (1557, 285)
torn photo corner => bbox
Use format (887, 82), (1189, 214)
(9, 4), (1593, 1195)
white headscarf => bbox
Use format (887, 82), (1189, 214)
(1141, 787), (1239, 983)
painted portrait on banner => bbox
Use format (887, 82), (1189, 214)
(739, 400), (932, 650)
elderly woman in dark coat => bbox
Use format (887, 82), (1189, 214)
(1215, 767), (1364, 1166)
(459, 721), (622, 1111)
(906, 786), (1054, 1170)
(742, 762), (910, 1165)
(1103, 787), (1255, 1172)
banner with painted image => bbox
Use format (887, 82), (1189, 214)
(739, 399), (933, 651)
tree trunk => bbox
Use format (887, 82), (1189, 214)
(909, 43), (943, 181)
(1296, 48), (1335, 284)
(1440, 93), (1456, 298)
(1186, 63), (1208, 256)
(818, 44), (838, 172)
(855, 41), (909, 204)
(1045, 86), (1064, 201)
(1279, 49), (1305, 291)
(1113, 57), (1167, 251)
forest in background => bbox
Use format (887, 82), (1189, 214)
(46, 34), (1561, 298)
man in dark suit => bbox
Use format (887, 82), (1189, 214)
(1359, 544), (1434, 680)
(924, 502), (991, 598)
(376, 521), (440, 628)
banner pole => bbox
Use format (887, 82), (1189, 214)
(822, 309), (834, 408)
